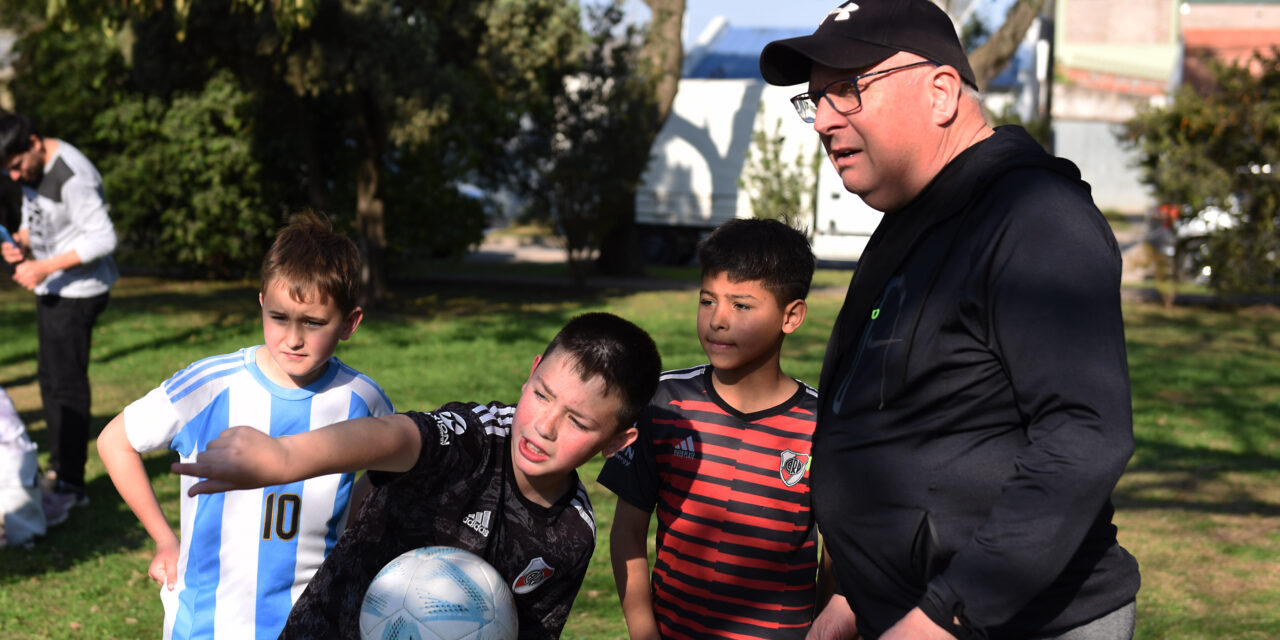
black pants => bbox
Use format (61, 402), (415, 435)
(36, 292), (109, 489)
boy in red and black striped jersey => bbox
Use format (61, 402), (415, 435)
(599, 219), (854, 640)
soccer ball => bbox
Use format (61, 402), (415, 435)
(360, 546), (518, 640)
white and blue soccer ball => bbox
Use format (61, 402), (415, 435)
(359, 546), (518, 640)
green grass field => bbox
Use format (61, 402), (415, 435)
(1, 271), (1277, 639)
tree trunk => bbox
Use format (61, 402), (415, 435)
(595, 0), (685, 277)
(355, 91), (388, 305)
(967, 0), (1049, 90)
(293, 94), (332, 215)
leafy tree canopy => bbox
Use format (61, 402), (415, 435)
(1123, 49), (1280, 297)
(2, 0), (582, 291)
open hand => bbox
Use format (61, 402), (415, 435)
(171, 426), (292, 495)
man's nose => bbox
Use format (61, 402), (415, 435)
(812, 95), (845, 133)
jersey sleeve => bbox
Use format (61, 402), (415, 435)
(595, 411), (660, 512)
(121, 386), (183, 454)
(367, 402), (485, 487)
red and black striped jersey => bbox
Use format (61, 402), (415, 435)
(599, 365), (820, 640)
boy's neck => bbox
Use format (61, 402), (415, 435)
(710, 359), (798, 414)
(511, 463), (572, 509)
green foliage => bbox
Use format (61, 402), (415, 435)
(509, 1), (658, 284)
(989, 102), (1051, 150)
(739, 110), (819, 233)
(94, 71), (276, 276)
(5, 15), (132, 147)
(1, 0), (585, 282)
(959, 9), (991, 53)
(1122, 50), (1280, 297)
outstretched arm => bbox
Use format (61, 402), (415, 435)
(97, 413), (180, 589)
(610, 498), (661, 640)
(171, 414), (421, 496)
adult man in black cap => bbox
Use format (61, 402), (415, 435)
(759, 2), (1141, 639)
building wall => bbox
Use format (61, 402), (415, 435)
(1062, 0), (1174, 44)
(1053, 119), (1152, 214)
(1181, 2), (1280, 31)
(1181, 1), (1280, 87)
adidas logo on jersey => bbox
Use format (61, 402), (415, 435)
(673, 435), (696, 459)
(463, 510), (492, 537)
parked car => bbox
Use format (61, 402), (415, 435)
(1143, 197), (1238, 284)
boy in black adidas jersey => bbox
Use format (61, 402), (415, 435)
(598, 219), (854, 639)
(173, 312), (661, 640)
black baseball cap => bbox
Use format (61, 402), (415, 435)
(759, 0), (977, 88)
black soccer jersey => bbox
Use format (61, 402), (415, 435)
(598, 365), (820, 640)
(281, 401), (597, 640)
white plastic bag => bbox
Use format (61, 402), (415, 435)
(0, 387), (45, 546)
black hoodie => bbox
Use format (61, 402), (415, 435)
(814, 126), (1140, 638)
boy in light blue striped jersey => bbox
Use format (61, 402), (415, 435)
(97, 211), (394, 640)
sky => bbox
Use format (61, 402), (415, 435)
(605, 0), (1018, 47)
(682, 0), (838, 45)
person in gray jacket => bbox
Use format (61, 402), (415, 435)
(1, 112), (118, 526)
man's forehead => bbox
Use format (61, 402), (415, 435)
(809, 62), (878, 85)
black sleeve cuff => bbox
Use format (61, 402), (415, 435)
(920, 581), (983, 640)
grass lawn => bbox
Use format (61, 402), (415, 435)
(1, 270), (1277, 639)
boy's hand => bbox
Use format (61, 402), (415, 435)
(172, 426), (293, 495)
(150, 537), (180, 590)
(807, 594), (859, 639)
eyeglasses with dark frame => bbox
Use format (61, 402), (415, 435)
(790, 60), (940, 123)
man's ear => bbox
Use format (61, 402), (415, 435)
(781, 299), (808, 335)
(340, 306), (364, 340)
(602, 425), (638, 458)
(928, 65), (964, 126)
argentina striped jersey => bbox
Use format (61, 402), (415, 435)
(122, 346), (394, 640)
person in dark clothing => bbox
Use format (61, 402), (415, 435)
(758, 2), (1141, 639)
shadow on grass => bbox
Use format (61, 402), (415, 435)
(0, 304), (37, 368)
(1124, 303), (1280, 484)
(0, 449), (178, 583)
(370, 281), (618, 349)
